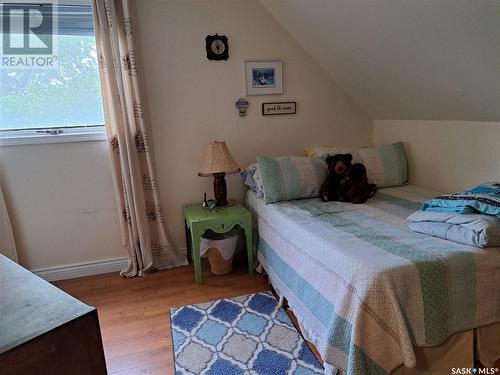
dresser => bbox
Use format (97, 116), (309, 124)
(0, 255), (107, 374)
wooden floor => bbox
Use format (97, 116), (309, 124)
(54, 258), (269, 375)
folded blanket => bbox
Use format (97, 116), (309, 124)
(421, 182), (500, 216)
(408, 210), (500, 248)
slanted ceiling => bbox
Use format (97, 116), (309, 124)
(260, 0), (500, 121)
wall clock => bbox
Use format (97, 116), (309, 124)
(205, 34), (229, 61)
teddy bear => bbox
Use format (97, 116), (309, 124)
(337, 163), (377, 204)
(319, 153), (352, 202)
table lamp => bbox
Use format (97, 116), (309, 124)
(198, 141), (240, 207)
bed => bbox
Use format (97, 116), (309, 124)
(246, 185), (500, 375)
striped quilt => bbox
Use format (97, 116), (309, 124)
(247, 186), (500, 375)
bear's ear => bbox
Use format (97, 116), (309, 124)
(345, 153), (353, 163)
(325, 155), (334, 165)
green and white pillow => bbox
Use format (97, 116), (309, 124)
(257, 156), (328, 204)
(310, 142), (408, 188)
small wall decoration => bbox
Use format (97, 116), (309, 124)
(245, 60), (283, 95)
(235, 98), (249, 117)
(205, 34), (229, 61)
(262, 101), (296, 116)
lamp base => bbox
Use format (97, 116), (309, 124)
(213, 173), (227, 207)
(202, 199), (236, 210)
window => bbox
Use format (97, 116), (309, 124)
(0, 2), (106, 145)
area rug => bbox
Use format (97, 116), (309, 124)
(170, 291), (323, 374)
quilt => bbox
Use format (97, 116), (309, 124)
(247, 186), (500, 375)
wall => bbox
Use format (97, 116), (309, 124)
(259, 0), (500, 122)
(373, 120), (500, 192)
(0, 141), (123, 270)
(134, 0), (373, 249)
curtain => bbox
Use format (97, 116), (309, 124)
(0, 184), (17, 262)
(91, 0), (187, 277)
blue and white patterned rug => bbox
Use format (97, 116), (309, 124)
(170, 291), (323, 374)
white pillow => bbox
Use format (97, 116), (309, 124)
(304, 144), (372, 157)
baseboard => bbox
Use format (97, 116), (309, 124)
(32, 247), (188, 282)
(32, 257), (128, 282)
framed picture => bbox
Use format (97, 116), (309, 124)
(262, 102), (296, 116)
(245, 60), (283, 95)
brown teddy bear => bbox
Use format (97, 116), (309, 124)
(319, 153), (352, 202)
(337, 163), (377, 204)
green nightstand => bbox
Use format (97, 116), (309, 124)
(183, 202), (254, 285)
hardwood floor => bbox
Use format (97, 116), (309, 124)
(54, 258), (269, 375)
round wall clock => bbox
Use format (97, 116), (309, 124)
(205, 34), (229, 61)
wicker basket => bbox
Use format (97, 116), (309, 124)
(206, 247), (234, 274)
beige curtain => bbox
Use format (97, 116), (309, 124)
(0, 184), (17, 262)
(92, 0), (187, 277)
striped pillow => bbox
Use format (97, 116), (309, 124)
(315, 142), (408, 188)
(257, 156), (328, 204)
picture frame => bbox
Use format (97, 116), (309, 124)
(245, 60), (283, 95)
(262, 102), (296, 116)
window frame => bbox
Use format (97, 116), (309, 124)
(0, 125), (106, 146)
(0, 1), (105, 146)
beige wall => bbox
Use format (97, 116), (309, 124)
(0, 141), (123, 270)
(373, 120), (500, 193)
(134, 0), (373, 249)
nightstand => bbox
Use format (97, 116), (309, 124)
(183, 202), (254, 285)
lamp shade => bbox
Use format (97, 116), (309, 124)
(198, 141), (240, 176)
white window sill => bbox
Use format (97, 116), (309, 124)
(0, 127), (107, 146)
